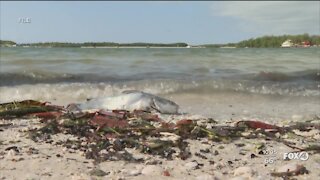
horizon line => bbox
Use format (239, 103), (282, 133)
(1, 33), (318, 46)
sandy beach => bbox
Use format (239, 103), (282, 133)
(1, 104), (319, 180)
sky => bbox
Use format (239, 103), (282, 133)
(0, 1), (319, 45)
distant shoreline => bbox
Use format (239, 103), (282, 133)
(1, 34), (320, 48)
(80, 46), (205, 49)
(2, 45), (320, 49)
(0, 46), (206, 49)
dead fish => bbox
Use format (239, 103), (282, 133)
(71, 90), (179, 114)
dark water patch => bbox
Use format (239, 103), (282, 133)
(0, 71), (192, 86)
(2, 58), (101, 65)
(0, 72), (121, 86)
(240, 69), (320, 82)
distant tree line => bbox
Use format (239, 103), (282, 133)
(235, 34), (320, 48)
(1, 34), (320, 48)
(203, 34), (320, 48)
(16, 42), (188, 48)
(0, 40), (16, 47)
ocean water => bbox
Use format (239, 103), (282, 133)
(0, 47), (319, 120)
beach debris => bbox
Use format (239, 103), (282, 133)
(162, 170), (171, 176)
(0, 100), (63, 119)
(89, 168), (109, 177)
(250, 153), (259, 159)
(5, 146), (19, 153)
(0, 122), (13, 128)
(200, 148), (210, 153)
(89, 113), (129, 130)
(29, 111), (63, 121)
(195, 152), (208, 159)
(0, 99), (319, 167)
(287, 121), (320, 131)
(236, 120), (281, 131)
(271, 163), (308, 177)
(0, 100), (46, 109)
(73, 90), (179, 114)
(26, 147), (39, 155)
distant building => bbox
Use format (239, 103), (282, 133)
(281, 39), (294, 48)
(302, 41), (311, 47)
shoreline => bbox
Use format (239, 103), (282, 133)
(80, 46), (205, 49)
(0, 46), (205, 49)
(3, 46), (320, 49)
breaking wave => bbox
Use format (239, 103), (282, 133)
(248, 70), (320, 82)
(0, 77), (318, 105)
(0, 69), (319, 86)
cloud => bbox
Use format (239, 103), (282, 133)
(211, 1), (319, 35)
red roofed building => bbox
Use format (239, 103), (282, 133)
(302, 41), (311, 47)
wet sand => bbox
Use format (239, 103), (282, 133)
(167, 91), (320, 122)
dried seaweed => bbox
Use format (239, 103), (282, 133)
(0, 100), (62, 119)
(1, 100), (319, 165)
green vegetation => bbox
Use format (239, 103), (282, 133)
(203, 34), (320, 48)
(20, 42), (81, 48)
(236, 34), (320, 48)
(0, 40), (16, 47)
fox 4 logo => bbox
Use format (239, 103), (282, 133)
(283, 152), (309, 161)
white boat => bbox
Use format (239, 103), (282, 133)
(281, 39), (293, 48)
